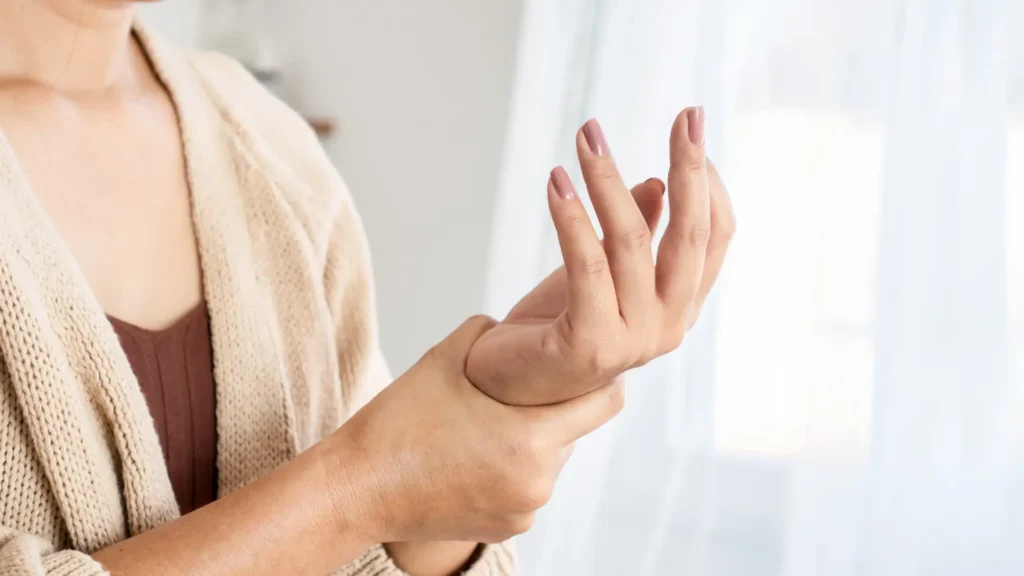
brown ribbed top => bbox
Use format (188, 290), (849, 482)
(108, 303), (218, 515)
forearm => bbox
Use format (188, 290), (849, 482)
(92, 439), (377, 575)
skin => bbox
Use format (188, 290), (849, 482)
(0, 1), (734, 575)
(89, 318), (627, 574)
(467, 116), (736, 406)
(0, 0), (201, 331)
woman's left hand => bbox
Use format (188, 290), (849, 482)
(466, 107), (735, 406)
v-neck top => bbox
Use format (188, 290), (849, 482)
(0, 16), (513, 575)
(108, 304), (218, 515)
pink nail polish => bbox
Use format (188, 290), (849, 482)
(583, 119), (610, 156)
(551, 166), (575, 199)
(686, 107), (705, 145)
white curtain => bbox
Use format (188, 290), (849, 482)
(484, 0), (1024, 574)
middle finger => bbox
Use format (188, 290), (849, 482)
(576, 119), (657, 327)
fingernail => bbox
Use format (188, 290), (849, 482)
(550, 166), (575, 199)
(583, 119), (609, 156)
(645, 178), (666, 195)
(686, 106), (704, 145)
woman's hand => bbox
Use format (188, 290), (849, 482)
(92, 317), (619, 576)
(324, 315), (626, 545)
(466, 107), (735, 406)
(497, 177), (667, 327)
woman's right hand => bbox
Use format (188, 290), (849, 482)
(90, 308), (620, 576)
(324, 315), (626, 544)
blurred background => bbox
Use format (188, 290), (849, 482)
(142, 1), (1023, 574)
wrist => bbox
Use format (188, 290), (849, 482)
(313, 420), (395, 545)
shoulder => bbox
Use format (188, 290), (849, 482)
(186, 51), (320, 166)
(185, 50), (364, 254)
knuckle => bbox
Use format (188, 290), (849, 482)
(661, 224), (687, 248)
(507, 512), (537, 536)
(518, 480), (553, 512)
(613, 224), (651, 254)
(642, 342), (660, 365)
(593, 348), (621, 374)
(540, 325), (568, 360)
(636, 327), (663, 365)
(579, 252), (610, 277)
(637, 337), (659, 366)
(685, 154), (707, 173)
(566, 329), (636, 376)
(624, 345), (647, 370)
(665, 322), (687, 351)
(687, 221), (713, 246)
(591, 161), (621, 184)
(574, 340), (623, 375)
(567, 333), (598, 360)
(565, 209), (592, 232)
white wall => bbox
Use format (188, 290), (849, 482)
(138, 2), (524, 373)
(136, 1), (202, 48)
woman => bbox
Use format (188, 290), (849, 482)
(0, 1), (733, 575)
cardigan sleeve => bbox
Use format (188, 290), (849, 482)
(332, 543), (517, 576)
(321, 182), (516, 576)
(190, 48), (516, 575)
(0, 528), (107, 576)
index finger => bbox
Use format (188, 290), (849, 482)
(534, 377), (627, 444)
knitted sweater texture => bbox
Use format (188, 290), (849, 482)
(0, 18), (513, 576)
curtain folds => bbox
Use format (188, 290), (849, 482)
(486, 1), (1023, 574)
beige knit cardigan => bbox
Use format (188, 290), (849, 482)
(0, 19), (514, 576)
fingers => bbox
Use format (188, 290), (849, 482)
(537, 376), (627, 444)
(576, 120), (656, 325)
(689, 158), (736, 325)
(548, 166), (616, 331)
(632, 178), (667, 232)
(656, 107), (712, 321)
(505, 178), (665, 324)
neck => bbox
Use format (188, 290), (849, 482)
(0, 0), (138, 94)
